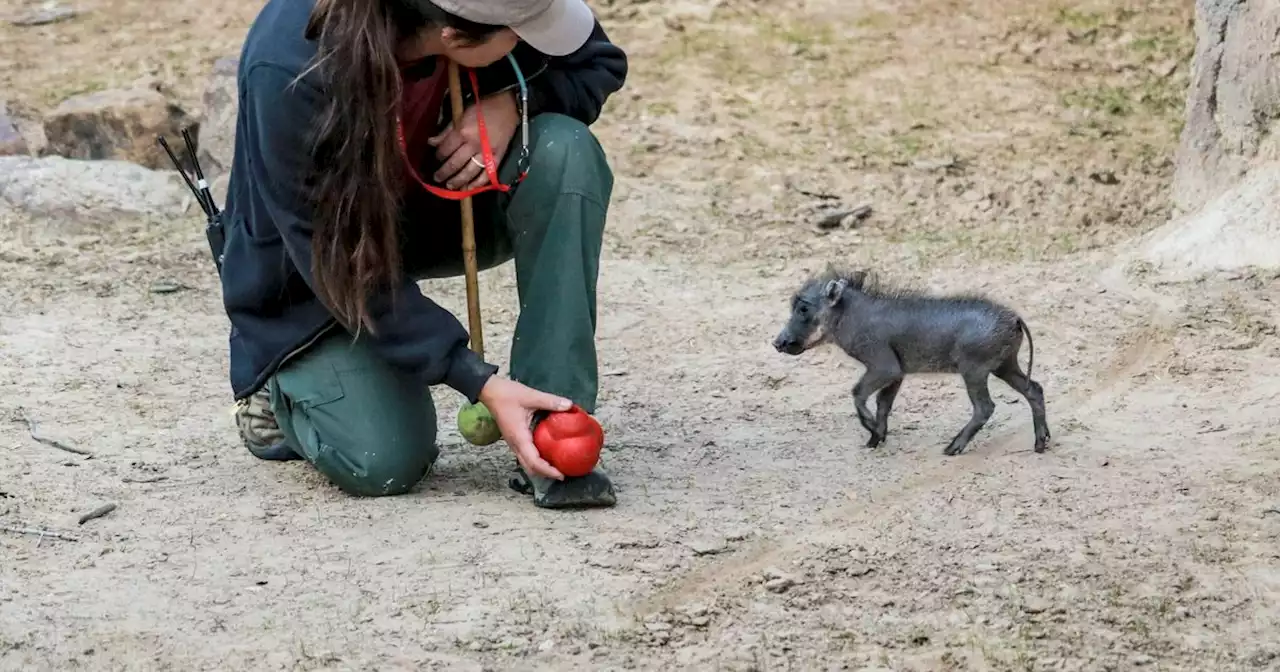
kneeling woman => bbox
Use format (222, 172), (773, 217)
(221, 0), (626, 508)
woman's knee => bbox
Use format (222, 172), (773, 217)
(525, 113), (614, 198)
(273, 338), (442, 497)
(312, 428), (439, 497)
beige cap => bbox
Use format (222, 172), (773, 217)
(433, 0), (597, 56)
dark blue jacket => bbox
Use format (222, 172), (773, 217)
(220, 0), (627, 403)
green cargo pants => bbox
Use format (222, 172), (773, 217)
(265, 113), (613, 502)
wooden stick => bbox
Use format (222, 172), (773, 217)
(446, 60), (485, 360)
(0, 525), (79, 542)
(77, 503), (116, 525)
(20, 409), (92, 457)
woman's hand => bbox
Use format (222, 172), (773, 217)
(478, 375), (571, 481)
(428, 91), (520, 191)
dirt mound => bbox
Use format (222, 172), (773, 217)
(1138, 162), (1280, 280)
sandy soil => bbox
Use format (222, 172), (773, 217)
(3, 0), (1280, 669)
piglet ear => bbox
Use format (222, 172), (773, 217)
(823, 278), (848, 304)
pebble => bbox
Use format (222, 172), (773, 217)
(538, 639), (555, 653)
(762, 567), (789, 580)
(912, 157), (956, 171)
(687, 537), (728, 556)
(764, 577), (794, 594)
(681, 604), (709, 618)
(1205, 512), (1220, 521)
(499, 636), (529, 651)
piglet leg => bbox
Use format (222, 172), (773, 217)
(852, 359), (902, 448)
(943, 370), (995, 456)
(870, 379), (903, 448)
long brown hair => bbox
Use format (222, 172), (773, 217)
(301, 0), (502, 333)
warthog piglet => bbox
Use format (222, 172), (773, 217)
(772, 267), (1050, 456)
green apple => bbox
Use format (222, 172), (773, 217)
(457, 401), (501, 446)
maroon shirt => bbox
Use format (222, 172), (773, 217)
(399, 55), (449, 189)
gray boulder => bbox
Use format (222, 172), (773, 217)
(0, 156), (190, 228)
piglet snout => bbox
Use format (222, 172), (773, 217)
(772, 335), (801, 354)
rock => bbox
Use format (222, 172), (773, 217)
(0, 102), (27, 156)
(198, 57), (239, 183)
(1171, 0), (1280, 216)
(1088, 170), (1119, 185)
(813, 204), (872, 230)
(762, 569), (798, 594)
(687, 537), (728, 556)
(912, 156), (957, 171)
(682, 604), (709, 618)
(586, 555), (620, 569)
(1022, 598), (1052, 614)
(764, 577), (794, 594)
(847, 563), (873, 577)
(0, 156), (189, 228)
(43, 87), (198, 170)
(209, 173), (230, 212)
(8, 2), (78, 26)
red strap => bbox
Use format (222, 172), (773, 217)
(398, 68), (510, 201)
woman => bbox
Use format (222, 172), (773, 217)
(221, 0), (627, 509)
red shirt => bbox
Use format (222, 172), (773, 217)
(399, 55), (448, 184)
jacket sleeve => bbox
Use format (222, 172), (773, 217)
(523, 19), (628, 125)
(240, 63), (499, 403)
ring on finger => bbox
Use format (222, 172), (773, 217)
(469, 155), (484, 169)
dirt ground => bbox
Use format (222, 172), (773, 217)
(3, 0), (1280, 669)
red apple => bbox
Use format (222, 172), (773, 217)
(533, 405), (604, 478)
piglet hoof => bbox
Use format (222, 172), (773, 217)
(942, 442), (965, 457)
(865, 432), (884, 449)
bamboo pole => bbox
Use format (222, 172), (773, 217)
(446, 60), (484, 360)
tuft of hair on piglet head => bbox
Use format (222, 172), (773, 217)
(813, 264), (871, 304)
